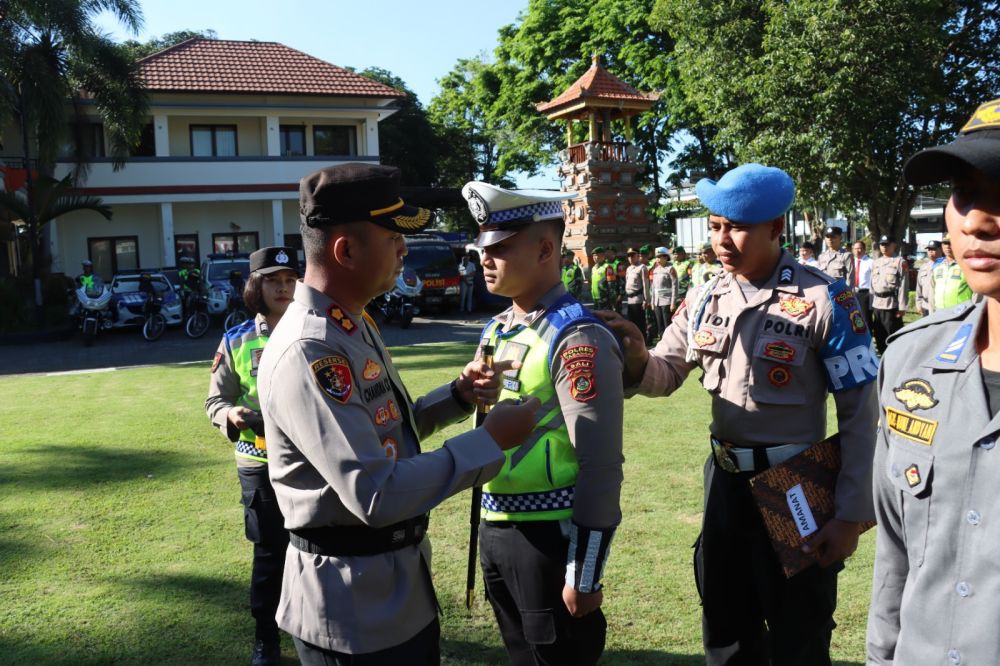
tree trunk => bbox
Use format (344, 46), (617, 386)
(17, 87), (44, 323)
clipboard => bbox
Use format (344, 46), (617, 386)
(749, 434), (875, 578)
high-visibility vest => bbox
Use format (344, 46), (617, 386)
(479, 295), (609, 522)
(933, 260), (973, 310)
(224, 318), (270, 461)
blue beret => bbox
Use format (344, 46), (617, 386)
(694, 163), (795, 224)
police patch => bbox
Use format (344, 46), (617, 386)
(905, 464), (921, 488)
(312, 355), (353, 403)
(328, 306), (357, 334)
(886, 406), (937, 446)
(763, 340), (796, 363)
(834, 289), (859, 311)
(569, 371), (597, 402)
(211, 352), (223, 373)
(381, 437), (398, 460)
(849, 309), (867, 334)
(250, 348), (264, 377)
(563, 358), (595, 375)
(779, 295), (814, 318)
(694, 329), (717, 347)
(768, 365), (791, 387)
(374, 399), (402, 427)
(561, 344), (597, 362)
(362, 358), (382, 381)
(894, 379), (938, 411)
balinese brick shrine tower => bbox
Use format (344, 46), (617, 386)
(536, 55), (660, 270)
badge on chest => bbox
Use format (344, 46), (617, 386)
(497, 342), (530, 393)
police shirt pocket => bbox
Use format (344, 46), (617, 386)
(748, 337), (808, 405)
(886, 439), (933, 567)
(693, 326), (729, 392)
(520, 608), (557, 645)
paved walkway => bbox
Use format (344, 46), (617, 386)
(1, 312), (492, 376)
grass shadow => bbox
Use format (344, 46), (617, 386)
(0, 443), (193, 491)
(390, 342), (478, 372)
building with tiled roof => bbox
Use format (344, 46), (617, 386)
(1, 38), (403, 281)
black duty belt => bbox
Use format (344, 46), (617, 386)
(289, 514), (429, 557)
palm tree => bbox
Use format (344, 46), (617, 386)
(0, 172), (112, 229)
(0, 0), (148, 319)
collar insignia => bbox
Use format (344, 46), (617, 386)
(936, 323), (972, 364)
(893, 379), (938, 411)
(328, 306), (357, 334)
(779, 295), (814, 318)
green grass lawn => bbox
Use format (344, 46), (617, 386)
(0, 343), (873, 665)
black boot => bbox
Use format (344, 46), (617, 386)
(250, 638), (280, 666)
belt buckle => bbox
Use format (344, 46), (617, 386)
(710, 438), (739, 473)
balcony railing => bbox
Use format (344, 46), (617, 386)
(566, 141), (631, 164)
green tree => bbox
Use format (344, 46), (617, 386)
(650, 0), (1000, 239)
(356, 67), (439, 186)
(0, 0), (148, 317)
(120, 28), (218, 62)
(0, 172), (111, 228)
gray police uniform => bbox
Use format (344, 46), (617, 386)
(632, 252), (878, 664)
(818, 247), (855, 285)
(257, 281), (504, 655)
(868, 296), (1000, 666)
(871, 255), (909, 354)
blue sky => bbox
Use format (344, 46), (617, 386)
(94, 1), (567, 188)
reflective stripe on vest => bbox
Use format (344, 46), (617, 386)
(227, 319), (269, 461)
(80, 274), (95, 289)
(479, 294), (613, 522)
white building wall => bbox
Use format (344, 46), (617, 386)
(56, 204), (162, 276)
(172, 200), (274, 254)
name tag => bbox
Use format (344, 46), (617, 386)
(786, 484), (818, 538)
(503, 377), (521, 392)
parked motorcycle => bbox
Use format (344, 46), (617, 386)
(138, 274), (167, 342)
(74, 284), (114, 346)
(371, 268), (423, 329)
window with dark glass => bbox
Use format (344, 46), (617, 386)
(284, 233), (305, 266)
(61, 122), (105, 159)
(133, 123), (156, 157)
(190, 125), (238, 157)
(88, 236), (139, 280)
(279, 126), (306, 156)
(175, 234), (200, 264)
(212, 232), (259, 254)
(313, 125), (357, 156)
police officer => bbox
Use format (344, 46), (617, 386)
(868, 97), (1000, 666)
(672, 246), (694, 310)
(817, 225), (855, 285)
(256, 164), (539, 665)
(76, 259), (101, 291)
(204, 246), (299, 665)
(599, 163), (878, 665)
(461, 181), (625, 666)
(932, 235), (973, 311)
(178, 255), (204, 317)
(561, 250), (584, 299)
(589, 246), (609, 309)
(623, 247), (650, 336)
(870, 235), (909, 354)
(649, 246), (678, 339)
(692, 242), (723, 285)
(916, 240), (943, 316)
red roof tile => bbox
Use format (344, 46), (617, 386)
(537, 57), (658, 114)
(137, 38), (404, 98)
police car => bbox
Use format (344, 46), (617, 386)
(200, 253), (250, 315)
(109, 271), (183, 328)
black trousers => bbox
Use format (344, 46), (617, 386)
(293, 618), (440, 666)
(855, 289), (871, 330)
(654, 305), (672, 338)
(480, 521), (606, 666)
(237, 465), (289, 642)
(697, 456), (840, 666)
(626, 303), (646, 338)
(871, 308), (904, 355)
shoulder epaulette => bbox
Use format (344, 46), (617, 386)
(888, 299), (978, 343)
(798, 263), (837, 286)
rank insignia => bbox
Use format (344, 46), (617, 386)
(374, 399), (401, 427)
(850, 309), (867, 334)
(905, 464), (921, 488)
(312, 355), (353, 403)
(778, 266), (794, 285)
(381, 437), (398, 460)
(885, 406), (937, 446)
(894, 379), (939, 411)
(694, 329), (717, 347)
(763, 340), (796, 363)
(328, 306), (357, 334)
(362, 358), (382, 381)
(768, 365), (791, 387)
(779, 295), (814, 318)
(211, 352), (223, 373)
(936, 323), (972, 364)
(569, 371), (597, 402)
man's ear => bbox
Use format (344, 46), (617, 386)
(539, 235), (556, 264)
(769, 218), (785, 241)
(331, 234), (355, 268)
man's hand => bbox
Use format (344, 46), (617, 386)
(227, 406), (258, 431)
(802, 518), (861, 567)
(483, 396), (541, 450)
(562, 585), (603, 618)
(593, 310), (649, 384)
(455, 359), (522, 407)
(896, 310), (905, 319)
